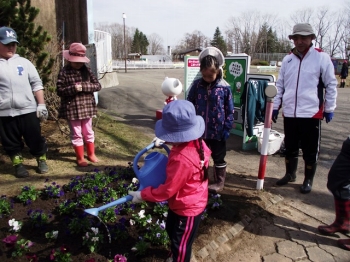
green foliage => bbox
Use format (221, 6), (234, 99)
(50, 245), (72, 262)
(45, 230), (59, 242)
(133, 237), (150, 256)
(102, 187), (119, 204)
(28, 209), (49, 228)
(82, 227), (104, 253)
(77, 189), (97, 208)
(99, 207), (117, 223)
(11, 238), (34, 257)
(109, 221), (129, 241)
(211, 27), (227, 56)
(42, 182), (64, 198)
(152, 201), (169, 217)
(67, 216), (91, 234)
(57, 199), (77, 215)
(0, 0), (55, 86)
(258, 60), (269, 66)
(143, 221), (169, 246)
(0, 196), (12, 217)
(82, 171), (113, 192)
(0, 0), (17, 26)
(17, 185), (39, 204)
(131, 210), (152, 228)
(131, 28), (149, 55)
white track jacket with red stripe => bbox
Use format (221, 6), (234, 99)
(274, 45), (337, 119)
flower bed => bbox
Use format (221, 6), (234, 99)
(0, 164), (226, 262)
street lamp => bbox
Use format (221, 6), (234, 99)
(123, 13), (127, 73)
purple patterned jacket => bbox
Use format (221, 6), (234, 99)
(187, 76), (234, 140)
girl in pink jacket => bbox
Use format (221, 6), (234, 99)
(129, 100), (211, 262)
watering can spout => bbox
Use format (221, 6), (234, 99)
(84, 208), (99, 217)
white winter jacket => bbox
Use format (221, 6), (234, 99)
(274, 46), (337, 119)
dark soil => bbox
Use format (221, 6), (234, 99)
(0, 164), (265, 262)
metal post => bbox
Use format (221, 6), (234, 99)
(123, 13), (127, 73)
(256, 83), (277, 190)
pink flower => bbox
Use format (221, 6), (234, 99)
(50, 249), (56, 260)
(2, 235), (17, 248)
(114, 254), (127, 262)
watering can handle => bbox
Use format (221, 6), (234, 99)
(133, 142), (170, 175)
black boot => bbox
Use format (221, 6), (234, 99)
(300, 163), (317, 194)
(208, 163), (226, 193)
(10, 154), (29, 178)
(341, 82), (345, 88)
(276, 157), (298, 186)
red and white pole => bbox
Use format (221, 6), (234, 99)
(256, 84), (277, 190)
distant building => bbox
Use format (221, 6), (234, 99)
(141, 55), (172, 62)
(172, 48), (202, 62)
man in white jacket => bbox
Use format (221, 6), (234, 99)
(272, 23), (337, 194)
(0, 27), (49, 178)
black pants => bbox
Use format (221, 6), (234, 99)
(204, 139), (226, 165)
(166, 209), (203, 262)
(0, 112), (47, 157)
(327, 137), (350, 200)
(284, 117), (320, 164)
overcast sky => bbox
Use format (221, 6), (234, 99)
(92, 0), (346, 47)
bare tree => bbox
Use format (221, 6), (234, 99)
(325, 11), (346, 57)
(290, 8), (314, 24)
(147, 33), (165, 55)
(225, 10), (278, 56)
(313, 7), (332, 49)
(174, 30), (210, 51)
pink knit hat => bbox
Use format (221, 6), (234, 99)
(63, 43), (90, 63)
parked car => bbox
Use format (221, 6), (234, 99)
(269, 61), (277, 66)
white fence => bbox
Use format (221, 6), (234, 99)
(94, 30), (112, 73)
(256, 65), (277, 73)
(112, 60), (184, 70)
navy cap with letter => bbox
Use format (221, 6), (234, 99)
(0, 27), (19, 45)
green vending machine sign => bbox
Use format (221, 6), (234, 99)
(222, 55), (249, 137)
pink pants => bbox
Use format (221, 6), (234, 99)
(68, 118), (94, 147)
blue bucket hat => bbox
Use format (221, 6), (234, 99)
(155, 100), (204, 143)
(0, 27), (19, 45)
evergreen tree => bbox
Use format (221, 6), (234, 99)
(0, 0), (54, 85)
(210, 27), (227, 55)
(131, 28), (149, 55)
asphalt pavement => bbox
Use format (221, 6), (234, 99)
(98, 69), (350, 261)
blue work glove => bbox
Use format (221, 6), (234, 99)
(222, 130), (230, 141)
(323, 112), (334, 123)
(272, 110), (279, 123)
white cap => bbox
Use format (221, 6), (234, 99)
(198, 47), (224, 67)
